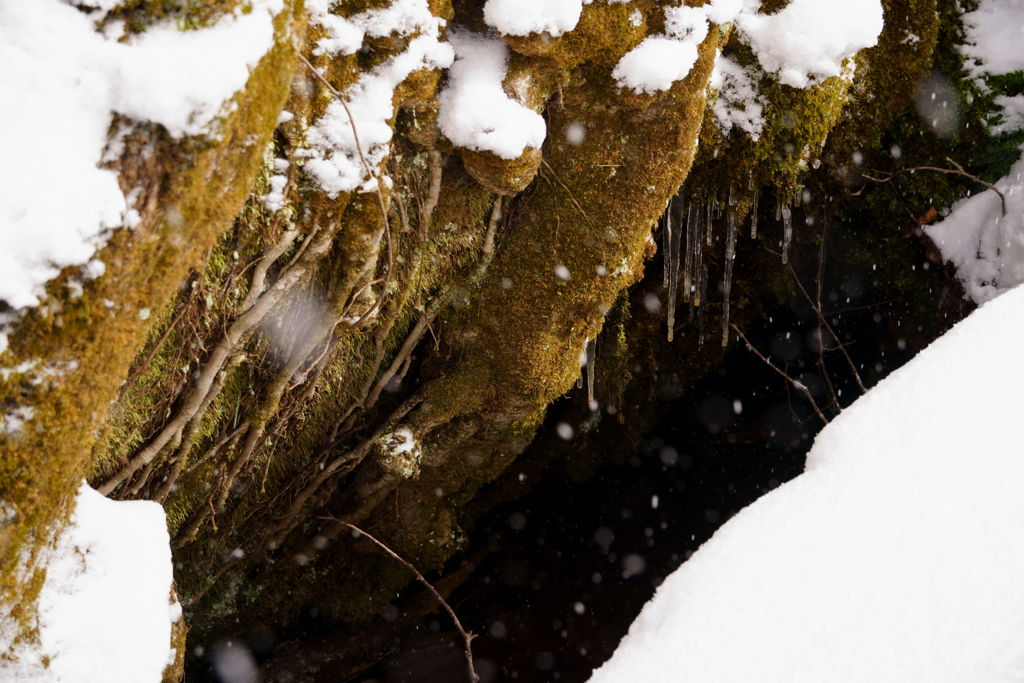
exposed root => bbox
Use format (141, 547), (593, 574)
(421, 148), (443, 238)
(266, 392), (423, 548)
(482, 196), (502, 256)
(155, 420), (248, 504)
(98, 224), (339, 495)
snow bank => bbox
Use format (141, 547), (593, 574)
(1, 484), (177, 683)
(589, 283), (1024, 683)
(613, 0), (881, 94)
(0, 0), (281, 309)
(735, 0), (882, 89)
(437, 32), (547, 159)
(925, 0), (1024, 305)
(300, 0), (453, 196)
(926, 154), (1024, 304)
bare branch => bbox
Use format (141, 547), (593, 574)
(861, 157), (1006, 216)
(332, 521), (480, 683)
(731, 324), (829, 425)
(765, 245), (868, 396)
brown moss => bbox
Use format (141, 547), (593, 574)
(161, 588), (188, 683)
(0, 0), (304, 641)
(460, 147), (543, 195)
(367, 13), (725, 568)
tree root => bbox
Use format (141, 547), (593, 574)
(99, 225), (337, 495)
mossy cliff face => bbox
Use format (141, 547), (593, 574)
(392, 12), (722, 566)
(0, 0), (957, 668)
(0, 0), (304, 644)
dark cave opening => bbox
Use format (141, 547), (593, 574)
(186, 229), (942, 683)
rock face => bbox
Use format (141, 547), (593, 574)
(7, 0), (995, 668)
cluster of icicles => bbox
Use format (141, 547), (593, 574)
(581, 187), (799, 401)
(662, 187), (796, 347)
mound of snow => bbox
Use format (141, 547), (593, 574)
(589, 283), (1024, 683)
(1, 484), (177, 683)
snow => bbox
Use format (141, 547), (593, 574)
(613, 0), (741, 94)
(263, 175), (289, 212)
(437, 32), (547, 159)
(991, 94), (1024, 136)
(483, 0), (584, 37)
(1, 484), (176, 683)
(612, 37), (701, 95)
(613, 0), (881, 94)
(0, 0), (281, 309)
(735, 0), (883, 89)
(308, 0), (442, 56)
(299, 1), (453, 196)
(960, 0), (1024, 81)
(925, 154), (1024, 304)
(588, 282), (1024, 683)
(925, 0), (1024, 305)
(709, 54), (766, 140)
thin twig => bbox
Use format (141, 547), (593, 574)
(332, 521), (479, 683)
(540, 159), (588, 219)
(813, 210), (839, 413)
(118, 282), (201, 400)
(765, 246), (867, 395)
(861, 157), (1006, 216)
(732, 324), (829, 425)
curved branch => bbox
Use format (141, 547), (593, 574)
(861, 157), (1006, 216)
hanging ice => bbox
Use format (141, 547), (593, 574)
(586, 337), (597, 407)
(706, 200), (715, 247)
(722, 200), (738, 347)
(667, 199), (684, 342)
(697, 262), (708, 347)
(577, 344), (586, 389)
(683, 203), (698, 304)
(782, 204), (793, 264)
(750, 189), (759, 239)
(694, 204), (704, 304)
(663, 204), (673, 289)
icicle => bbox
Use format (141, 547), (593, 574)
(667, 199), (684, 342)
(706, 201), (714, 246)
(683, 203), (696, 304)
(750, 190), (759, 239)
(693, 238), (703, 308)
(782, 204), (793, 264)
(586, 338), (597, 407)
(722, 204), (738, 347)
(697, 263), (708, 347)
(694, 205), (704, 302)
(662, 205), (672, 289)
